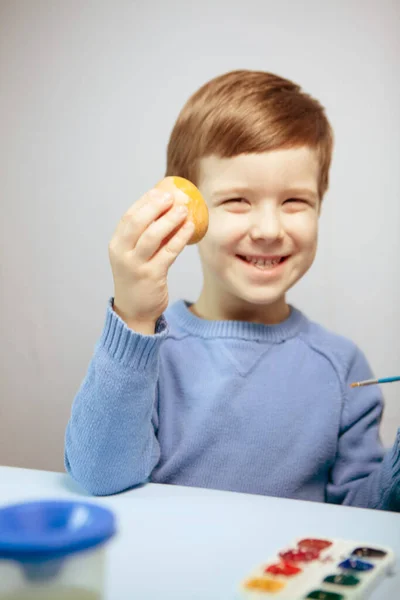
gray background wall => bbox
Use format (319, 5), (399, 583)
(1, 0), (399, 472)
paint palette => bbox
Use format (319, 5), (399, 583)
(239, 537), (395, 599)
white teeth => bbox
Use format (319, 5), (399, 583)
(245, 256), (282, 268)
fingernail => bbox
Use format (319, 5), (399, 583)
(175, 205), (188, 213)
(162, 192), (172, 202)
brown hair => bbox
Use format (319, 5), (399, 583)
(166, 70), (334, 198)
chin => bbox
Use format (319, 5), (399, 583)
(229, 286), (288, 307)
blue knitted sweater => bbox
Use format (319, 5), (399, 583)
(65, 300), (400, 510)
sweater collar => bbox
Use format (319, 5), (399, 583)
(166, 300), (307, 342)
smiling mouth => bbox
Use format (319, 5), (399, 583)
(236, 255), (289, 270)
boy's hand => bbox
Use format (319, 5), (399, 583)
(109, 188), (194, 334)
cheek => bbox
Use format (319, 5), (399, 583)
(285, 213), (318, 250)
(201, 212), (246, 249)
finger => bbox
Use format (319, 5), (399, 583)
(152, 218), (195, 270)
(134, 204), (189, 261)
(133, 187), (172, 212)
(112, 189), (173, 252)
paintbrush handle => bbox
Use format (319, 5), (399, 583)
(351, 376), (400, 388)
(377, 376), (400, 384)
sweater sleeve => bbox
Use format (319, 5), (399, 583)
(64, 302), (167, 496)
(326, 347), (400, 511)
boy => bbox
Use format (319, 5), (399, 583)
(65, 70), (400, 511)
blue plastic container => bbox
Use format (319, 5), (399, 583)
(0, 500), (116, 599)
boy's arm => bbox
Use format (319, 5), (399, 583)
(64, 304), (167, 496)
(326, 348), (400, 511)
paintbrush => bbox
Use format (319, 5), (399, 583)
(350, 376), (400, 388)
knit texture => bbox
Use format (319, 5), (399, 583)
(65, 300), (400, 510)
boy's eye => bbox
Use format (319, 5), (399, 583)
(224, 198), (248, 204)
(284, 198), (307, 204)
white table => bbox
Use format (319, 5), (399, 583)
(0, 466), (399, 599)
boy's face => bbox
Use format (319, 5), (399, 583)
(195, 147), (320, 322)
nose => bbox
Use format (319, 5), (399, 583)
(249, 205), (284, 242)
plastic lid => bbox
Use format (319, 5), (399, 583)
(0, 500), (116, 562)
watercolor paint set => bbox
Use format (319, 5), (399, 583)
(239, 537), (395, 599)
